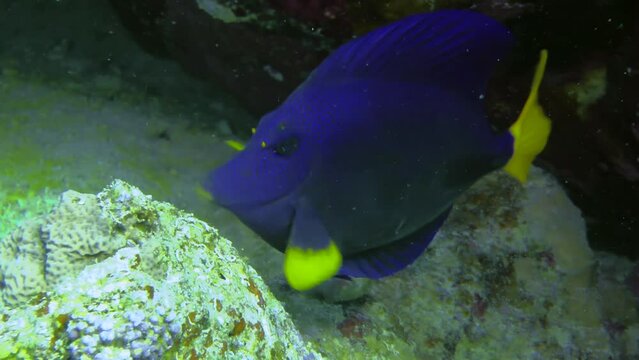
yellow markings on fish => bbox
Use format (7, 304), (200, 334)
(195, 184), (214, 202)
(504, 49), (551, 183)
(251, 127), (256, 134)
(261, 141), (267, 148)
(225, 139), (245, 151)
(284, 240), (343, 291)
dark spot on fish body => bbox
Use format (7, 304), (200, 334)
(272, 136), (299, 157)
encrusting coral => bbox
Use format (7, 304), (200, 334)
(0, 180), (320, 359)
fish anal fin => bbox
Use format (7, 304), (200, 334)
(339, 208), (451, 279)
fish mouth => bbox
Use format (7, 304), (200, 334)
(224, 189), (297, 253)
(206, 162), (310, 209)
(209, 175), (302, 209)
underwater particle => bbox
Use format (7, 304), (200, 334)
(263, 64), (284, 82)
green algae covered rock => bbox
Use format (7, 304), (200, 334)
(0, 180), (320, 359)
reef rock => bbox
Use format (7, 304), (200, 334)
(354, 168), (638, 359)
(0, 180), (319, 359)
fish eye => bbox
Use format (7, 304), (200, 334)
(272, 136), (299, 157)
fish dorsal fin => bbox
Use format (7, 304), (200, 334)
(307, 10), (513, 98)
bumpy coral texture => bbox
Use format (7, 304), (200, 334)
(43, 190), (127, 287)
(0, 221), (47, 309)
(0, 191), (127, 309)
(0, 180), (319, 359)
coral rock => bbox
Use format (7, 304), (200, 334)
(0, 180), (320, 359)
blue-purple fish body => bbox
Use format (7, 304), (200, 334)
(206, 10), (551, 290)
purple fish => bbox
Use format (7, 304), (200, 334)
(206, 10), (551, 290)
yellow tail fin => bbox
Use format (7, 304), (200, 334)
(504, 50), (551, 183)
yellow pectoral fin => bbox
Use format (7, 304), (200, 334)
(284, 241), (343, 291)
(504, 49), (551, 183)
(225, 139), (246, 151)
(195, 184), (213, 202)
